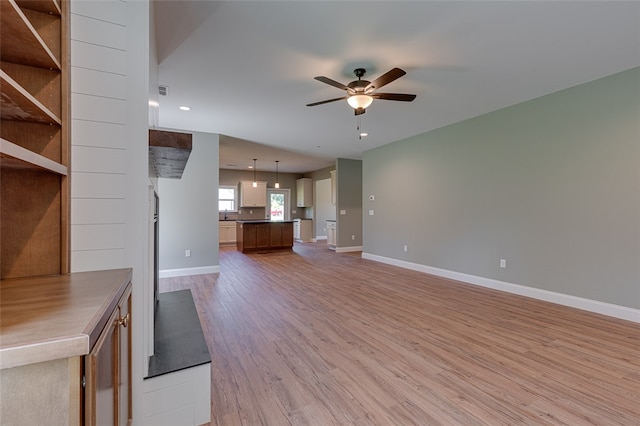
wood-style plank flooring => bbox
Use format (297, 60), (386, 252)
(160, 242), (640, 425)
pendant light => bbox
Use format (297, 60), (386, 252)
(274, 160), (280, 189)
(252, 159), (257, 187)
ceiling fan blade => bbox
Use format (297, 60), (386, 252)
(306, 96), (347, 107)
(365, 68), (406, 92)
(372, 93), (416, 102)
(354, 107), (366, 116)
(314, 76), (349, 91)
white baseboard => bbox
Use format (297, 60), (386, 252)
(316, 236), (327, 241)
(159, 265), (220, 278)
(361, 252), (639, 323)
(335, 245), (363, 253)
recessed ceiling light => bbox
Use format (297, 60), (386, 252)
(179, 105), (191, 111)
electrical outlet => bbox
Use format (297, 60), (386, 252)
(250, 210), (253, 214)
(351, 235), (355, 240)
(369, 209), (374, 216)
(185, 249), (191, 257)
(340, 209), (346, 215)
(403, 245), (408, 252)
(500, 259), (506, 268)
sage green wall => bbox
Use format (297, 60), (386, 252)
(159, 131), (219, 270)
(337, 158), (363, 248)
(363, 67), (640, 309)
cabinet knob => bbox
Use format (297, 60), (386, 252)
(118, 312), (130, 328)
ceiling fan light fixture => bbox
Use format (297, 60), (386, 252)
(347, 94), (373, 110)
(274, 160), (280, 189)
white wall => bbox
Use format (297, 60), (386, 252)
(70, 0), (150, 423)
(158, 131), (220, 277)
(314, 178), (333, 238)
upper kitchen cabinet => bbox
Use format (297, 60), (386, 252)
(1, 0), (70, 279)
(239, 180), (267, 207)
(296, 178), (312, 207)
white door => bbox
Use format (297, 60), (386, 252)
(266, 189), (290, 221)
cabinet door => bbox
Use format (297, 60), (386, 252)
(85, 285), (132, 426)
(256, 223), (270, 248)
(85, 308), (118, 425)
(118, 291), (132, 426)
(243, 224), (257, 249)
(282, 222), (294, 247)
(270, 223), (283, 247)
(240, 181), (267, 207)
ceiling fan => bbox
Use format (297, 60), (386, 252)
(306, 67), (416, 115)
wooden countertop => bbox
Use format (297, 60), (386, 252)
(0, 268), (132, 370)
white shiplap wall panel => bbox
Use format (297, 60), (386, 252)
(72, 224), (125, 250)
(72, 146), (126, 174)
(71, 40), (125, 75)
(71, 14), (126, 50)
(71, 198), (126, 225)
(70, 0), (126, 24)
(72, 120), (126, 149)
(71, 172), (126, 199)
(72, 93), (126, 124)
(71, 249), (126, 273)
(72, 67), (126, 100)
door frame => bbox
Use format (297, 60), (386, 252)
(266, 188), (291, 221)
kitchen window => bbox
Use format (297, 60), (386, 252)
(218, 186), (237, 212)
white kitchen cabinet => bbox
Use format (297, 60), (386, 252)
(296, 178), (313, 207)
(294, 219), (313, 242)
(239, 181), (267, 207)
(219, 221), (237, 244)
(327, 220), (336, 250)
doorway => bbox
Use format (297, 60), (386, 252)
(266, 189), (291, 221)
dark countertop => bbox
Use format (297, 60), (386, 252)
(236, 220), (294, 223)
(147, 289), (211, 379)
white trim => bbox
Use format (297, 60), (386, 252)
(335, 245), (363, 253)
(361, 252), (640, 323)
(159, 265), (220, 278)
(315, 236), (327, 241)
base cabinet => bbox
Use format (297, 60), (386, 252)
(85, 284), (132, 426)
(237, 221), (293, 252)
(0, 269), (132, 426)
(219, 221), (237, 244)
(327, 220), (336, 249)
(294, 219), (313, 242)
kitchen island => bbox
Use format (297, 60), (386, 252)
(236, 220), (294, 253)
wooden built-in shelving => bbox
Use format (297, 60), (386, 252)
(0, 0), (60, 70)
(0, 70), (61, 124)
(1, 0), (69, 280)
(1, 138), (67, 174)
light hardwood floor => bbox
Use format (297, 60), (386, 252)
(160, 243), (639, 425)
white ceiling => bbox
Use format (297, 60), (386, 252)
(154, 1), (640, 174)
